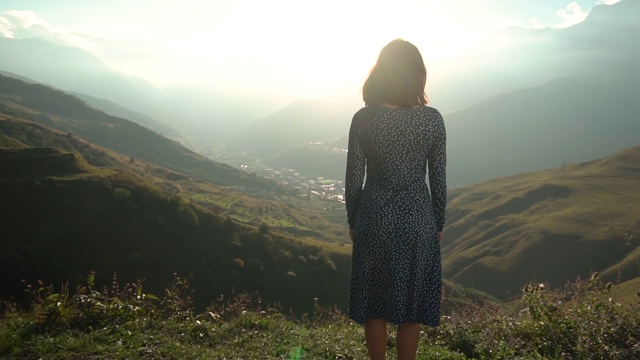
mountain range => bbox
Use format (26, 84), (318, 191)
(0, 0), (638, 312)
(2, 1), (638, 189)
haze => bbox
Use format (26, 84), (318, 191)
(0, 0), (618, 106)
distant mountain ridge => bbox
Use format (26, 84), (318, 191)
(0, 37), (162, 119)
(68, 91), (183, 139)
(433, 0), (640, 112)
(446, 71), (640, 186)
(226, 98), (351, 157)
(0, 37), (281, 147)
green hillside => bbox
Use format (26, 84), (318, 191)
(0, 74), (281, 193)
(0, 74), (352, 244)
(0, 146), (351, 315)
(443, 145), (640, 299)
(0, 79), (355, 314)
(0, 112), (348, 245)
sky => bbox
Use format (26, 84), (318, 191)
(0, 0), (620, 102)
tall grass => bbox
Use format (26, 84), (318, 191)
(1, 272), (638, 359)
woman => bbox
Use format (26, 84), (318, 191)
(345, 39), (446, 360)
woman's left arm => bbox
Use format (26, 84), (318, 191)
(345, 114), (366, 230)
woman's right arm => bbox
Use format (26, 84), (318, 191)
(427, 111), (447, 234)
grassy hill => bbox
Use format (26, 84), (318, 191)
(0, 79), (358, 314)
(443, 145), (640, 300)
(0, 145), (352, 315)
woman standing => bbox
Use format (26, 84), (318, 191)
(345, 39), (447, 360)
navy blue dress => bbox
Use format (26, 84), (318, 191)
(345, 105), (446, 326)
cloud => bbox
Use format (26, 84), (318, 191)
(0, 10), (105, 56)
(0, 10), (64, 42)
(0, 14), (14, 38)
(530, 18), (546, 30)
(1, 10), (55, 36)
(555, 2), (588, 29)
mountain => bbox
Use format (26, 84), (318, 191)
(0, 37), (285, 149)
(159, 85), (279, 145)
(431, 0), (640, 113)
(442, 145), (640, 299)
(0, 69), (183, 139)
(0, 73), (352, 244)
(69, 91), (183, 139)
(0, 37), (163, 120)
(227, 99), (352, 157)
(446, 71), (640, 187)
(0, 74), (281, 193)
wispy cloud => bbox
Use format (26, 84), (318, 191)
(555, 2), (588, 29)
(597, 0), (620, 5)
(0, 10), (143, 80)
(0, 14), (14, 38)
(0, 10), (69, 45)
(530, 18), (547, 30)
(0, 10), (56, 37)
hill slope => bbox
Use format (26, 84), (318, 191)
(227, 99), (351, 157)
(0, 143), (352, 315)
(442, 145), (640, 299)
(446, 72), (640, 186)
(0, 74), (282, 194)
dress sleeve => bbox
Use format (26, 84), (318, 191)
(345, 113), (366, 228)
(428, 111), (447, 232)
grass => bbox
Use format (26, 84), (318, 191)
(1, 274), (638, 359)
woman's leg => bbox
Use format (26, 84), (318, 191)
(396, 322), (420, 360)
(364, 319), (387, 360)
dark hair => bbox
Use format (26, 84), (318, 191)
(362, 39), (428, 107)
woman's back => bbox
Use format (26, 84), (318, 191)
(351, 105), (445, 191)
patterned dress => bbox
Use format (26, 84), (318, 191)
(345, 105), (447, 326)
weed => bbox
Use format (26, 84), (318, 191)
(0, 273), (638, 359)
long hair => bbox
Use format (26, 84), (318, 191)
(362, 39), (428, 107)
